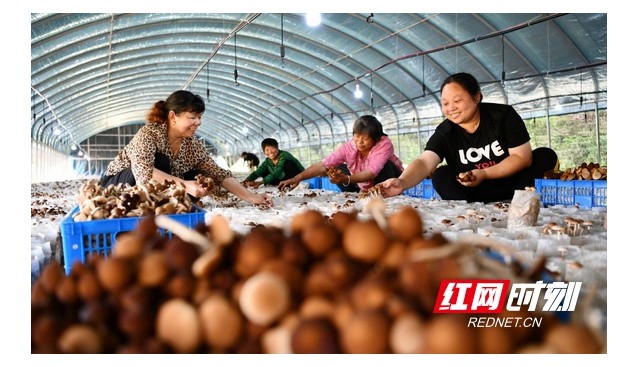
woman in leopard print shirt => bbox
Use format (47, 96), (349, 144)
(99, 90), (270, 205)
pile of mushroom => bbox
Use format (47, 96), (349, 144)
(72, 179), (194, 222)
(32, 206), (604, 354)
(543, 162), (607, 181)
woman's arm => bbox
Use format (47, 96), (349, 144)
(152, 168), (208, 197)
(245, 160), (267, 182)
(335, 169), (374, 186)
(378, 150), (440, 197)
(222, 176), (271, 205)
(277, 161), (326, 190)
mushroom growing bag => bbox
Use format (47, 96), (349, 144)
(507, 189), (541, 229)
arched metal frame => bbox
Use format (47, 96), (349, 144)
(31, 13), (607, 165)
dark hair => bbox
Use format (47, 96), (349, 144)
(261, 138), (279, 151)
(440, 72), (483, 102)
(146, 90), (205, 124)
(352, 115), (386, 143)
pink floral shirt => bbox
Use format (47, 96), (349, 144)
(322, 135), (403, 190)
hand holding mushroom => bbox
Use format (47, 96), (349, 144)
(277, 177), (300, 191)
(376, 178), (405, 198)
(326, 166), (347, 185)
(456, 169), (485, 187)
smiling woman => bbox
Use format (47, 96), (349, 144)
(277, 115), (404, 193)
(98, 90), (271, 206)
(379, 72), (559, 203)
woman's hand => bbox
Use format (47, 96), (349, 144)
(242, 180), (261, 188)
(378, 178), (405, 197)
(329, 171), (348, 185)
(456, 169), (486, 187)
(248, 192), (273, 206)
(183, 180), (208, 198)
(278, 177), (299, 191)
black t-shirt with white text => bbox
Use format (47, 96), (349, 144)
(425, 103), (530, 173)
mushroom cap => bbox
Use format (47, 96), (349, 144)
(199, 294), (243, 349)
(156, 298), (202, 353)
(239, 272), (290, 326)
(343, 220), (388, 263)
(388, 206), (423, 242)
(57, 324), (103, 353)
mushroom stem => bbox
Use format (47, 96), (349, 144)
(410, 242), (468, 262)
(155, 215), (210, 252)
(364, 196), (388, 231)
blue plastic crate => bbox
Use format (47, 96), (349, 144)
(534, 179), (606, 208)
(320, 177), (341, 192)
(59, 206), (206, 274)
(404, 180), (424, 197)
(404, 179), (440, 199)
(303, 177), (321, 189)
(422, 179), (441, 199)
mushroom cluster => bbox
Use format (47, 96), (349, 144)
(542, 217), (594, 236)
(456, 171), (476, 183)
(195, 174), (229, 199)
(32, 207), (603, 354)
(326, 166), (345, 182)
(73, 179), (194, 222)
(543, 162), (607, 181)
(357, 185), (383, 200)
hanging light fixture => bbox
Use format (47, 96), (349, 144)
(370, 72), (375, 113)
(354, 79), (363, 99)
(422, 54), (426, 96)
(580, 69), (584, 108)
(280, 14), (286, 68)
(330, 92), (334, 120)
(32, 89), (36, 123)
(206, 61), (210, 102)
(501, 35), (506, 88)
(305, 13), (321, 27)
(234, 34), (240, 86)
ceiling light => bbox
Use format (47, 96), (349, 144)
(305, 13), (321, 27)
(354, 81), (363, 99)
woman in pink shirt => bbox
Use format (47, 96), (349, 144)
(278, 115), (404, 192)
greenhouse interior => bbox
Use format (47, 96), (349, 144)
(25, 9), (624, 363)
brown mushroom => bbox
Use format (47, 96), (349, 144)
(238, 272), (290, 326)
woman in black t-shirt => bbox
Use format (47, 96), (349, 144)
(379, 72), (558, 203)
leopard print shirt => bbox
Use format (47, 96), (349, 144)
(105, 122), (232, 186)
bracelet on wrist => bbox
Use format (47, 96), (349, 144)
(346, 175), (351, 186)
